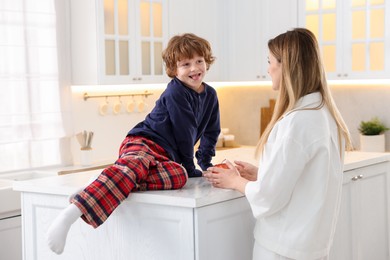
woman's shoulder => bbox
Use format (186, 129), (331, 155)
(280, 107), (332, 139)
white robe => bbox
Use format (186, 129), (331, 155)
(246, 93), (344, 260)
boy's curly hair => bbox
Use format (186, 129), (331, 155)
(162, 33), (215, 78)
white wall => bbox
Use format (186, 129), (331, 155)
(70, 88), (165, 165)
(331, 85), (390, 150)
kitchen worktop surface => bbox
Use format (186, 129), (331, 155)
(12, 147), (390, 208)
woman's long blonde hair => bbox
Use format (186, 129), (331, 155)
(256, 28), (353, 158)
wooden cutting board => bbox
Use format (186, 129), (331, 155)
(260, 99), (275, 136)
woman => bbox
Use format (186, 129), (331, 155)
(204, 28), (352, 260)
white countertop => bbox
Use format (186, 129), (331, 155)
(12, 147), (390, 208)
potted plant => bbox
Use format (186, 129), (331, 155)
(358, 117), (389, 152)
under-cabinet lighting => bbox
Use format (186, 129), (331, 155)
(327, 79), (390, 86)
(211, 81), (273, 88)
(71, 84), (166, 94)
(71, 79), (390, 94)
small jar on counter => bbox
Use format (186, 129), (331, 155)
(223, 135), (235, 147)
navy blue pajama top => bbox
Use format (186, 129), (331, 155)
(128, 77), (221, 177)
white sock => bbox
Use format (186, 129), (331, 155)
(46, 203), (82, 254)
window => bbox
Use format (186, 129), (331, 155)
(0, 0), (69, 173)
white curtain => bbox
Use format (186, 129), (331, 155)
(0, 0), (70, 173)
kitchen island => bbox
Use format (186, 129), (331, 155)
(13, 147), (390, 260)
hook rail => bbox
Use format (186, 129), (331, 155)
(83, 91), (153, 101)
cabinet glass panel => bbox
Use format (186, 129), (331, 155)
(305, 0), (319, 11)
(371, 0), (384, 5)
(323, 0), (336, 9)
(101, 0), (165, 80)
(370, 9), (384, 38)
(105, 40), (115, 75)
(352, 43), (365, 71)
(118, 0), (128, 35)
(142, 42), (151, 75)
(350, 1), (385, 73)
(352, 10), (366, 39)
(352, 0), (366, 7)
(304, 2), (337, 74)
(370, 42), (384, 70)
(305, 0), (336, 10)
(322, 13), (336, 41)
(302, 0), (387, 77)
(306, 15), (319, 38)
(323, 45), (336, 72)
(140, 0), (164, 76)
(104, 0), (115, 35)
(140, 2), (151, 37)
(119, 41), (129, 75)
(154, 42), (163, 75)
(152, 3), (162, 37)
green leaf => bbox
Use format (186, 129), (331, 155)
(358, 117), (389, 135)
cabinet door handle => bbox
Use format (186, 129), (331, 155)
(351, 175), (364, 181)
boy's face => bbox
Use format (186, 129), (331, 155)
(176, 55), (207, 93)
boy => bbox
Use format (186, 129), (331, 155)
(46, 33), (220, 254)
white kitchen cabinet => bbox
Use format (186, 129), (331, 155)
(195, 198), (255, 260)
(167, 0), (222, 82)
(330, 161), (390, 260)
(16, 174), (255, 260)
(71, 0), (169, 85)
(220, 0), (297, 81)
(19, 193), (254, 260)
(298, 0), (390, 80)
(70, 0), (300, 84)
(0, 215), (22, 260)
(169, 0), (298, 82)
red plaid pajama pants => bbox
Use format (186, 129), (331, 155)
(71, 136), (188, 228)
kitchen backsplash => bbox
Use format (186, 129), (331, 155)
(71, 84), (390, 165)
(217, 84), (390, 152)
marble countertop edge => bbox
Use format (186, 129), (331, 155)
(11, 148), (390, 208)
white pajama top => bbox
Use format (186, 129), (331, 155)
(245, 92), (345, 259)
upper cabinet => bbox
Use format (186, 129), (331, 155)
(167, 0), (222, 82)
(298, 0), (390, 79)
(71, 0), (169, 85)
(70, 0), (390, 84)
(221, 0), (298, 81)
(70, 0), (299, 85)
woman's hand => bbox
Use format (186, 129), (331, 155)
(203, 160), (248, 193)
(234, 160), (258, 181)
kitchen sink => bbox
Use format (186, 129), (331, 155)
(0, 171), (56, 217)
(0, 179), (13, 190)
(0, 182), (21, 218)
(0, 171), (55, 181)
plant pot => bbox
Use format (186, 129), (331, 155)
(359, 134), (385, 152)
